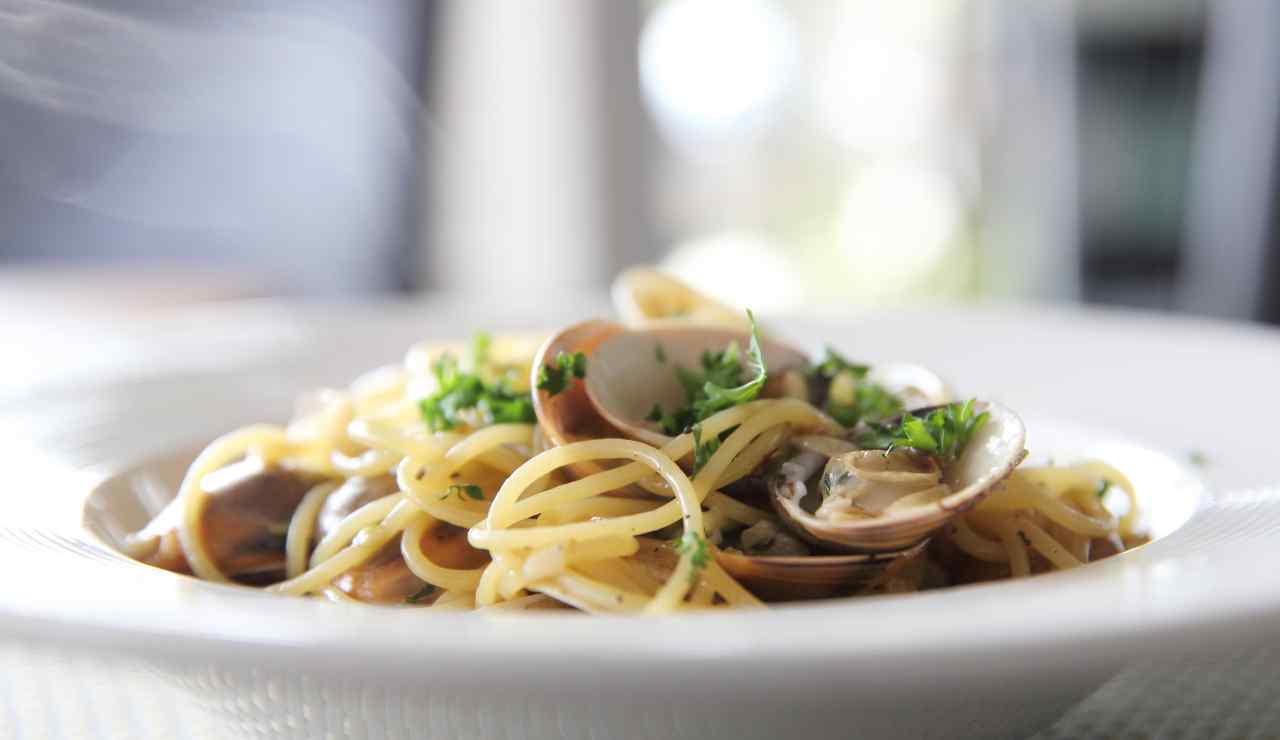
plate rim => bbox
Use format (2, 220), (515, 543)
(3, 299), (1280, 686)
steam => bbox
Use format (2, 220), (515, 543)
(0, 1), (427, 289)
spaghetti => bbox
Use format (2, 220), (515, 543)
(124, 272), (1147, 613)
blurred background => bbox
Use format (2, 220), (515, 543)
(1, 0), (1277, 322)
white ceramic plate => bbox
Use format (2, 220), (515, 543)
(2, 298), (1279, 740)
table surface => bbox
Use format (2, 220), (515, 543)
(2, 270), (1278, 740)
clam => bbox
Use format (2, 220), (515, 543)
(714, 404), (1024, 598)
(581, 324), (810, 446)
(712, 449), (930, 600)
(611, 267), (747, 329)
(537, 316), (945, 451)
(316, 475), (398, 541)
(714, 540), (929, 602)
(533, 319), (814, 529)
(867, 363), (951, 410)
(531, 319), (629, 479)
(532, 320), (807, 490)
(126, 460), (324, 583)
(334, 520), (489, 604)
(773, 401), (1027, 553)
(532, 318), (1009, 600)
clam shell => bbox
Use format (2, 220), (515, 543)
(531, 320), (627, 479)
(714, 540), (928, 601)
(583, 325), (809, 446)
(611, 267), (747, 329)
(775, 401), (1027, 553)
(867, 363), (951, 409)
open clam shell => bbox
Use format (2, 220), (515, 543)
(583, 324), (810, 446)
(715, 540), (929, 601)
(867, 363), (951, 410)
(530, 320), (628, 479)
(610, 267), (747, 329)
(775, 401), (1027, 553)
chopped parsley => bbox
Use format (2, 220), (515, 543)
(674, 530), (711, 585)
(827, 383), (904, 429)
(1096, 480), (1112, 499)
(860, 399), (990, 462)
(691, 423), (721, 473)
(648, 310), (768, 435)
(649, 403), (696, 437)
(405, 584), (437, 604)
(655, 343), (667, 364)
(536, 351), (587, 397)
(809, 346), (869, 380)
(418, 351), (535, 431)
(466, 331), (491, 371)
(440, 483), (485, 501)
(809, 347), (902, 428)
(1188, 450), (1209, 467)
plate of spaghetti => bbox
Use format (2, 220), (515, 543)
(2, 268), (1277, 740)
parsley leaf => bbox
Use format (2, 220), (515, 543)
(466, 331), (491, 371)
(648, 310), (768, 435)
(536, 351), (587, 397)
(810, 346), (900, 428)
(1096, 480), (1112, 499)
(809, 346), (869, 380)
(674, 530), (711, 585)
(477, 393), (534, 424)
(859, 400), (990, 462)
(418, 352), (534, 431)
(440, 483), (484, 501)
(646, 402), (699, 437)
(655, 343), (667, 364)
(648, 402), (696, 437)
(827, 382), (904, 428)
(694, 311), (766, 416)
(405, 584), (437, 604)
(691, 424), (721, 473)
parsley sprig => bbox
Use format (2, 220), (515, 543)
(648, 310), (768, 435)
(809, 346), (868, 380)
(809, 347), (902, 428)
(674, 530), (711, 585)
(860, 400), (989, 462)
(536, 350), (587, 397)
(418, 334), (535, 431)
(691, 423), (720, 473)
(828, 383), (903, 428)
